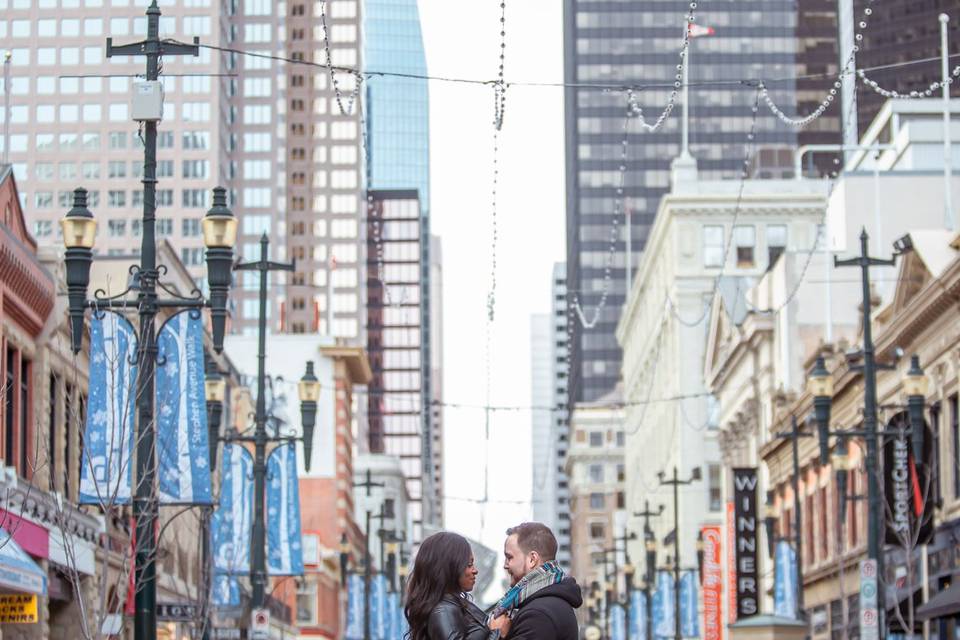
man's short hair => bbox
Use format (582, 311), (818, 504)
(506, 522), (558, 561)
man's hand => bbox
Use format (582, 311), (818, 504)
(489, 614), (512, 638)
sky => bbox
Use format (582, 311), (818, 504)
(417, 0), (566, 571)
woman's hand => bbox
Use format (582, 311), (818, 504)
(489, 614), (511, 638)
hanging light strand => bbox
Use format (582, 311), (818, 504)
(493, 0), (507, 131)
(318, 0), (362, 116)
(623, 0), (698, 133)
(760, 0), (882, 127)
(571, 105), (632, 329)
(667, 89), (763, 328)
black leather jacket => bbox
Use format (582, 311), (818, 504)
(427, 594), (500, 640)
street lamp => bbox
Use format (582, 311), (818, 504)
(200, 376), (225, 640)
(808, 356), (834, 465)
(298, 361), (321, 472)
(205, 364), (226, 472)
(62, 182), (236, 640)
(658, 466), (701, 640)
(340, 533), (351, 588)
(203, 188), (239, 354)
(904, 355), (928, 460)
(61, 188), (97, 354)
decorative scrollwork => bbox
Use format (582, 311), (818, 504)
(155, 277), (204, 305)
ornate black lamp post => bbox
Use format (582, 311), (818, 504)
(658, 466), (701, 640)
(62, 181), (236, 640)
(220, 235), (319, 618)
(808, 347), (929, 640)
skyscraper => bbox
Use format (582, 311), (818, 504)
(530, 263), (572, 566)
(283, 0), (365, 339)
(366, 189), (432, 541)
(563, 0), (840, 402)
(0, 0), (365, 340)
(364, 0), (439, 530)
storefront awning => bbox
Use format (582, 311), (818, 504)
(0, 529), (47, 596)
(916, 582), (960, 621)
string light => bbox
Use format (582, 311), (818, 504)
(667, 89), (763, 328)
(624, 0), (698, 133)
(493, 1), (507, 131)
(318, 0), (362, 116)
(858, 65), (960, 99)
(571, 104), (631, 329)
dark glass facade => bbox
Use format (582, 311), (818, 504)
(563, 0), (841, 402)
(854, 0), (960, 137)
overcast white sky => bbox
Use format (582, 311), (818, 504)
(417, 0), (565, 562)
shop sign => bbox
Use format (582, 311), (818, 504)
(700, 525), (723, 640)
(157, 602), (200, 621)
(732, 468), (759, 618)
(0, 594), (37, 623)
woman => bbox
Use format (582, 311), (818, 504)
(405, 532), (500, 640)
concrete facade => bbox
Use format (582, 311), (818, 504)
(566, 386), (625, 625)
(616, 161), (830, 577)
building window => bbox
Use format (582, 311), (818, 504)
(734, 225), (755, 268)
(295, 580), (318, 626)
(951, 394), (959, 498)
(108, 219), (127, 237)
(616, 464), (625, 482)
(180, 248), (203, 266)
(767, 224), (787, 268)
(589, 522), (605, 539)
(589, 493), (604, 509)
(616, 491), (625, 509)
(4, 346), (32, 480)
(708, 464), (722, 512)
(108, 191), (126, 208)
(615, 431), (625, 447)
(589, 432), (603, 447)
(703, 225), (724, 268)
(182, 218), (201, 237)
(588, 464), (603, 483)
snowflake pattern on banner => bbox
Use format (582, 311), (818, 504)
(266, 442), (304, 575)
(156, 311), (214, 504)
(79, 312), (137, 505)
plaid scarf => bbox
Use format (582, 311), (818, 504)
(491, 561), (565, 618)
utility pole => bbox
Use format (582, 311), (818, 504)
(612, 528), (636, 636)
(104, 8), (200, 639)
(807, 229), (913, 639)
(233, 235), (296, 611)
(353, 470), (385, 640)
(770, 415), (811, 614)
(834, 229), (896, 637)
(658, 467), (701, 639)
(635, 501), (664, 640)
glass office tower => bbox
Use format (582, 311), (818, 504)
(563, 0), (839, 402)
(364, 0), (440, 529)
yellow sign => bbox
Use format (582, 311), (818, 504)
(0, 594), (38, 623)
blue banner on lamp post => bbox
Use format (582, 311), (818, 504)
(266, 443), (304, 575)
(211, 444), (253, 575)
(156, 311), (214, 505)
(629, 589), (647, 640)
(680, 571), (699, 638)
(610, 603), (626, 640)
(345, 573), (365, 640)
(79, 312), (137, 505)
(774, 540), (798, 619)
(654, 571), (675, 638)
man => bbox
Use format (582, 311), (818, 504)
(488, 522), (581, 639)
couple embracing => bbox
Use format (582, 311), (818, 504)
(404, 522), (581, 640)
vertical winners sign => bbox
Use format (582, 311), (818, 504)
(733, 468), (759, 618)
